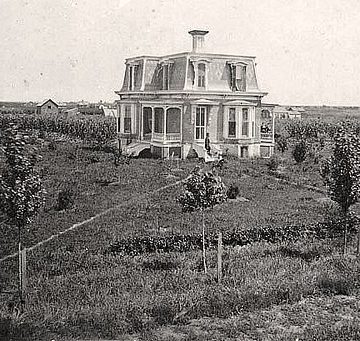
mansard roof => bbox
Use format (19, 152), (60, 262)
(125, 51), (257, 63)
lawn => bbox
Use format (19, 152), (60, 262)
(1, 133), (359, 340)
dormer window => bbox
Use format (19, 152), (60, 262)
(128, 64), (139, 91)
(190, 58), (210, 90)
(160, 60), (173, 90)
(229, 62), (247, 92)
(197, 63), (206, 88)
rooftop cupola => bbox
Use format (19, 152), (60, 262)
(188, 30), (209, 53)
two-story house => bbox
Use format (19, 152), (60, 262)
(115, 30), (275, 159)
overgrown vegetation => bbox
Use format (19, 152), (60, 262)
(1, 114), (360, 340)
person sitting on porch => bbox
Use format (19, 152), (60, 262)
(205, 133), (211, 155)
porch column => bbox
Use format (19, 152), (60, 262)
(151, 107), (154, 141)
(163, 106), (167, 142)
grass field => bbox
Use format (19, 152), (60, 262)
(1, 130), (360, 340)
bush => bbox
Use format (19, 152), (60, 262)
(317, 273), (354, 295)
(48, 140), (57, 151)
(267, 155), (280, 172)
(57, 188), (75, 211)
(227, 184), (239, 199)
(292, 140), (308, 163)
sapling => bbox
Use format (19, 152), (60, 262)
(0, 125), (45, 304)
(178, 167), (227, 273)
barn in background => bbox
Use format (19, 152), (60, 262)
(36, 99), (59, 115)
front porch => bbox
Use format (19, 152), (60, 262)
(140, 104), (182, 144)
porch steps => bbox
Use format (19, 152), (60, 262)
(123, 142), (150, 157)
(193, 143), (223, 162)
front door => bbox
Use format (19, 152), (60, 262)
(195, 106), (206, 141)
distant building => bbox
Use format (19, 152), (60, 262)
(115, 30), (275, 159)
(36, 99), (59, 115)
(99, 105), (117, 118)
(273, 106), (303, 119)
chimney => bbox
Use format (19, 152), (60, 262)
(188, 30), (209, 53)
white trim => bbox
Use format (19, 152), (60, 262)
(140, 58), (146, 91)
(223, 100), (255, 106)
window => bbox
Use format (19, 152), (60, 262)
(154, 108), (164, 133)
(197, 63), (206, 88)
(124, 105), (132, 133)
(128, 65), (139, 90)
(261, 109), (271, 119)
(252, 121), (255, 137)
(228, 108), (236, 137)
(230, 63), (246, 91)
(166, 108), (181, 133)
(195, 106), (206, 140)
(260, 146), (271, 158)
(240, 146), (248, 158)
(163, 64), (170, 90)
(48, 105), (51, 109)
(129, 66), (133, 90)
(242, 108), (249, 136)
(143, 107), (152, 135)
(117, 116), (121, 133)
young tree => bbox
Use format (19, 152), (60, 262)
(178, 167), (227, 273)
(320, 125), (360, 254)
(0, 125), (45, 303)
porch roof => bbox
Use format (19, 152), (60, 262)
(190, 98), (220, 106)
(223, 100), (255, 106)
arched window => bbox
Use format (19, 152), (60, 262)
(198, 63), (206, 88)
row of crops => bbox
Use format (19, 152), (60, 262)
(108, 222), (342, 256)
(0, 113), (117, 143)
(278, 118), (360, 140)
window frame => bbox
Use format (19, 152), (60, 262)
(123, 105), (132, 134)
(197, 63), (206, 88)
(241, 108), (249, 137)
(228, 107), (236, 138)
(195, 106), (206, 140)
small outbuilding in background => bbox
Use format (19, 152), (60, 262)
(36, 99), (59, 115)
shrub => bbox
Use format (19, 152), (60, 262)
(227, 184), (239, 199)
(317, 273), (353, 295)
(275, 134), (288, 153)
(48, 140), (57, 151)
(292, 140), (308, 163)
(57, 188), (75, 211)
(267, 155), (280, 172)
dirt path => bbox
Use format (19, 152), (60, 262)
(0, 175), (189, 263)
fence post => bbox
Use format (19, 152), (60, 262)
(21, 248), (27, 300)
(217, 232), (223, 283)
(357, 225), (360, 256)
(18, 245), (27, 304)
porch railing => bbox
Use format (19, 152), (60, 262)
(151, 132), (181, 142)
(260, 133), (273, 141)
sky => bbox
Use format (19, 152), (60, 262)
(1, 0), (360, 105)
